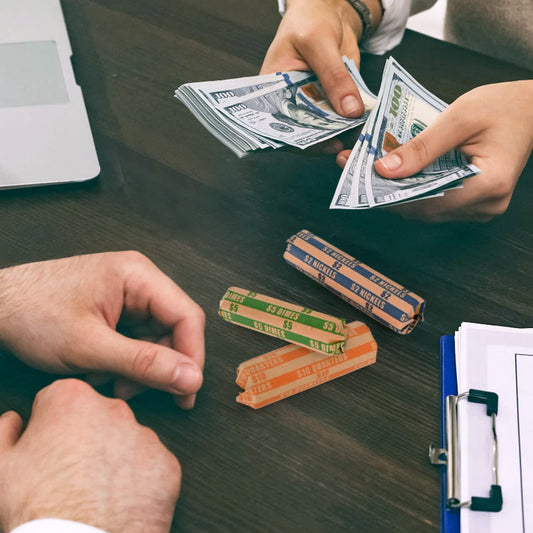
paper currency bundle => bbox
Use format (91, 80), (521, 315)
(174, 57), (376, 157)
(219, 287), (346, 355)
(236, 321), (377, 409)
(330, 56), (480, 209)
(284, 230), (425, 334)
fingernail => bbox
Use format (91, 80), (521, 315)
(337, 155), (347, 168)
(377, 153), (402, 170)
(341, 95), (363, 117)
(172, 363), (202, 394)
(176, 394), (196, 410)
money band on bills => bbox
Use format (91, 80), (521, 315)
(219, 287), (346, 355)
(236, 321), (377, 409)
(283, 230), (425, 334)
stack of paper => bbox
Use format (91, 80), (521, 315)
(454, 322), (533, 532)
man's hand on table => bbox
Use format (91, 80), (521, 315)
(0, 251), (205, 408)
(338, 81), (533, 222)
(0, 379), (180, 533)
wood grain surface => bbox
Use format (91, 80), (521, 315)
(0, 1), (532, 531)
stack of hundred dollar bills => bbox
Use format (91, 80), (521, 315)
(330, 57), (480, 209)
(174, 58), (376, 158)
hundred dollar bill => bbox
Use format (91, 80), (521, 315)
(175, 58), (376, 157)
(364, 58), (479, 207)
(329, 127), (367, 209)
(331, 57), (479, 209)
(330, 59), (388, 209)
(175, 74), (284, 157)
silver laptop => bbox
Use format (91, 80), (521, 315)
(0, 0), (100, 188)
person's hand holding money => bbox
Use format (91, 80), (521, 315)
(261, 0), (379, 119)
(338, 81), (533, 221)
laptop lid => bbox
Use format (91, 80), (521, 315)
(0, 0), (100, 188)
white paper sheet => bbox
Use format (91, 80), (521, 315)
(455, 323), (533, 533)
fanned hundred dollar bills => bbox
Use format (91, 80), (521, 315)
(330, 57), (480, 209)
(175, 58), (376, 157)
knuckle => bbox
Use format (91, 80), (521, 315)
(140, 424), (161, 443)
(120, 250), (150, 266)
(34, 379), (94, 412)
(169, 455), (182, 487)
(407, 137), (430, 168)
(109, 397), (134, 420)
(140, 428), (182, 488)
(131, 344), (159, 380)
(191, 304), (206, 326)
(46, 378), (93, 400)
(475, 172), (514, 211)
(292, 26), (320, 48)
(322, 66), (351, 89)
(486, 198), (511, 218)
(490, 178), (514, 201)
(163, 451), (182, 490)
(0, 410), (20, 427)
(448, 94), (485, 133)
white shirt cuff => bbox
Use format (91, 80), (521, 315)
(277, 0), (411, 55)
(11, 519), (107, 533)
(360, 0), (413, 55)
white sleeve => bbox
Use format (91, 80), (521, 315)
(276, 0), (413, 55)
(359, 0), (413, 55)
(10, 519), (108, 533)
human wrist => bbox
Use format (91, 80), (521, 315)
(286, 0), (364, 40)
(345, 0), (383, 38)
(281, 0), (382, 39)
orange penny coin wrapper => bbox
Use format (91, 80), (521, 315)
(219, 287), (346, 356)
(284, 230), (425, 335)
(236, 321), (377, 409)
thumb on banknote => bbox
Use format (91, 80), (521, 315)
(373, 111), (469, 179)
(301, 41), (364, 118)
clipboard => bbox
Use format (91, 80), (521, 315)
(429, 335), (503, 533)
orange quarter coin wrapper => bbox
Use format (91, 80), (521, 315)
(219, 287), (346, 356)
(284, 230), (425, 335)
(236, 321), (377, 409)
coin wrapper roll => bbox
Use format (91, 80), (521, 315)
(236, 321), (377, 409)
(284, 230), (425, 334)
(219, 287), (346, 356)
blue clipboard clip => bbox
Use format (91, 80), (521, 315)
(429, 388), (503, 513)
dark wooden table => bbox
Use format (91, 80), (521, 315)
(1, 1), (532, 531)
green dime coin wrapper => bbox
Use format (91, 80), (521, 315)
(284, 230), (426, 334)
(219, 287), (346, 355)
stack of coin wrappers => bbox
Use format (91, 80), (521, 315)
(219, 287), (346, 356)
(283, 230), (425, 334)
(236, 321), (377, 409)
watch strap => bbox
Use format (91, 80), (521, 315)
(346, 0), (373, 40)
